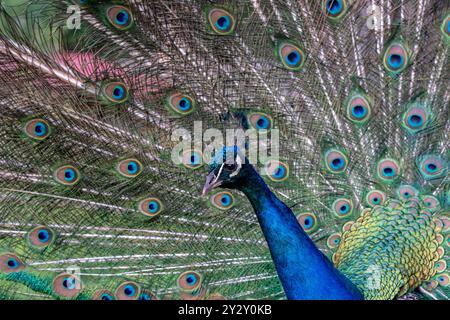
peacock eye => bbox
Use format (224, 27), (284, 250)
(421, 195), (440, 212)
(441, 15), (450, 38)
(402, 104), (429, 134)
(436, 273), (449, 287)
(210, 191), (235, 210)
(366, 190), (386, 207)
(418, 155), (445, 180)
(208, 8), (236, 35)
(27, 226), (55, 249)
(264, 160), (289, 182)
(324, 149), (348, 173)
(177, 271), (203, 293)
(106, 6), (134, 30)
(396, 185), (418, 201)
(181, 150), (203, 169)
(277, 41), (306, 71)
(323, 0), (348, 20)
(224, 162), (237, 171)
(166, 92), (196, 116)
(332, 198), (353, 218)
(435, 260), (447, 273)
(138, 290), (158, 300)
(326, 233), (342, 249)
(53, 273), (82, 298)
(23, 118), (51, 141)
(0, 253), (25, 273)
(116, 158), (143, 178)
(101, 81), (129, 104)
(297, 212), (318, 233)
(115, 282), (141, 300)
(383, 41), (410, 75)
(346, 93), (372, 124)
(101, 293), (114, 300)
(138, 197), (164, 217)
(54, 165), (81, 186)
(376, 158), (400, 183)
(248, 112), (273, 131)
(92, 289), (115, 300)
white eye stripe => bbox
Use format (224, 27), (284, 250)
(213, 163), (225, 184)
(230, 155), (242, 177)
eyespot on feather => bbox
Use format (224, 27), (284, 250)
(342, 221), (354, 232)
(277, 41), (306, 71)
(115, 281), (141, 300)
(0, 253), (25, 273)
(437, 247), (445, 259)
(106, 5), (134, 30)
(210, 191), (235, 210)
(177, 271), (203, 293)
(138, 289), (159, 300)
(264, 160), (289, 182)
(434, 218), (444, 233)
(402, 104), (430, 134)
(366, 190), (386, 207)
(376, 158), (400, 182)
(346, 94), (371, 124)
(440, 217), (450, 233)
(248, 112), (273, 131)
(101, 81), (129, 104)
(322, 0), (348, 20)
(396, 185), (418, 201)
(383, 41), (410, 75)
(116, 158), (143, 178)
(92, 289), (115, 300)
(181, 149), (203, 169)
(417, 155), (446, 180)
(436, 273), (449, 287)
(441, 15), (450, 39)
(27, 226), (55, 249)
(166, 92), (196, 115)
(53, 273), (82, 298)
(23, 119), (51, 141)
(138, 197), (163, 217)
(435, 260), (447, 273)
(421, 195), (441, 212)
(326, 233), (342, 249)
(423, 280), (438, 290)
(297, 212), (318, 233)
(324, 149), (348, 173)
(54, 165), (80, 186)
(332, 198), (353, 218)
(208, 8), (236, 35)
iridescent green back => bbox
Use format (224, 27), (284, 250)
(334, 198), (449, 299)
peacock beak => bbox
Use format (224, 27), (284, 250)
(202, 171), (222, 197)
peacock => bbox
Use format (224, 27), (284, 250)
(0, 0), (448, 300)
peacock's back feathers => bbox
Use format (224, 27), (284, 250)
(0, 0), (449, 300)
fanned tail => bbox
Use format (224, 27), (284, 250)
(0, 0), (448, 300)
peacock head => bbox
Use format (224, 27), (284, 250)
(202, 146), (252, 196)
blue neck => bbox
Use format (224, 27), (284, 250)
(239, 169), (363, 300)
